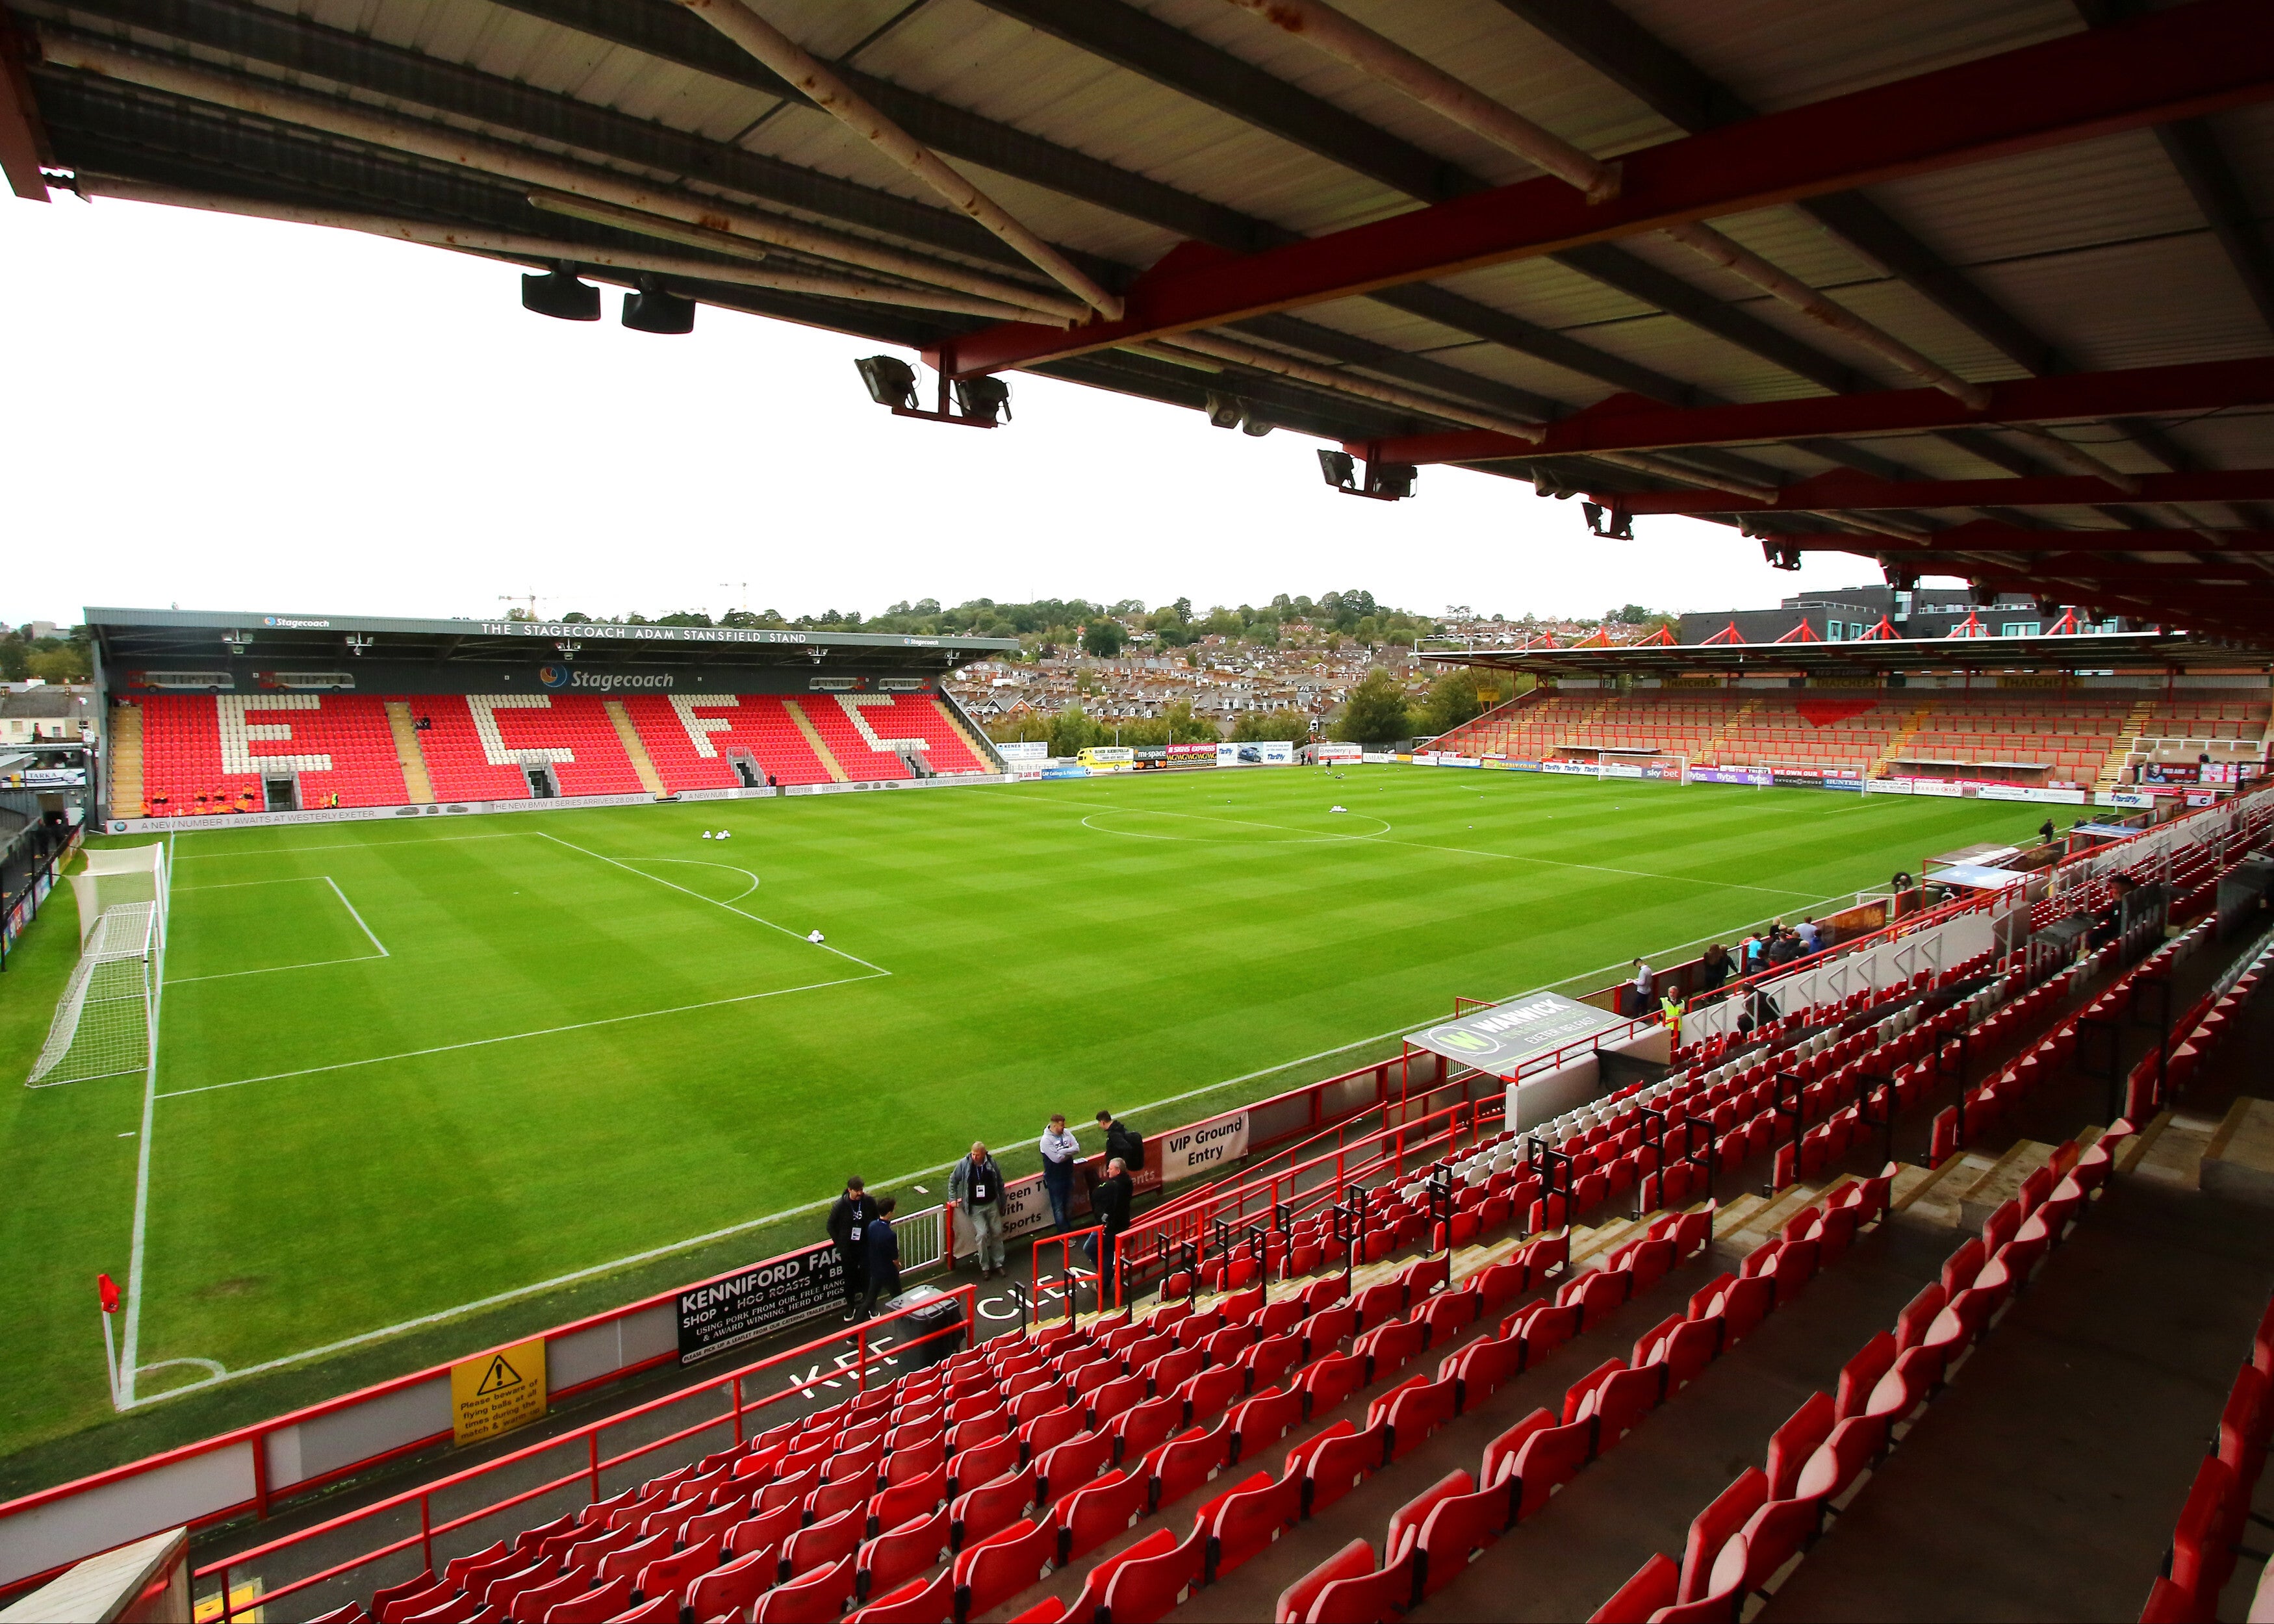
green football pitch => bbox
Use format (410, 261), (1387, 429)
(0, 766), (2034, 1458)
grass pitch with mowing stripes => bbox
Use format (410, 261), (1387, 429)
(0, 767), (2030, 1458)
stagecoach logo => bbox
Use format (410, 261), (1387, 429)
(535, 666), (676, 692)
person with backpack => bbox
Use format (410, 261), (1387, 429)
(1095, 1110), (1144, 1175)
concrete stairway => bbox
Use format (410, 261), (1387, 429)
(107, 703), (143, 815)
(383, 702), (435, 804)
(603, 699), (669, 797)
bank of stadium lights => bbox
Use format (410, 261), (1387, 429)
(521, 263), (697, 333)
(1205, 392), (1274, 437)
(554, 641), (582, 661)
(221, 630), (252, 656)
(344, 634), (376, 658)
(1316, 450), (1418, 501)
(854, 356), (1006, 427)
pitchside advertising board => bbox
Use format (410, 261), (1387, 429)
(675, 1243), (845, 1365)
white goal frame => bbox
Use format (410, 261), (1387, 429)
(27, 901), (160, 1087)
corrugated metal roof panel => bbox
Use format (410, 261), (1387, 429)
(1629, 0), (2077, 114)
(1969, 235), (2268, 374)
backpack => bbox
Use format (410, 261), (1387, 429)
(1121, 1126), (1146, 1171)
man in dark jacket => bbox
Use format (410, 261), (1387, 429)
(826, 1176), (876, 1323)
(863, 1197), (901, 1318)
(1090, 1156), (1134, 1284)
(1095, 1110), (1144, 1173)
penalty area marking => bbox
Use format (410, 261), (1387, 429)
(166, 876), (390, 983)
(622, 857), (761, 905)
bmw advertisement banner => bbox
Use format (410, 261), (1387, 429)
(1406, 991), (1632, 1078)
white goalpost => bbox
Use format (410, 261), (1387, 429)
(27, 846), (167, 1089)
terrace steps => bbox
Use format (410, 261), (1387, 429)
(781, 699), (850, 783)
(1694, 696), (1761, 767)
(107, 703), (143, 815)
(383, 701), (435, 804)
(1872, 702), (1935, 776)
(602, 699), (669, 798)
(2100, 697), (2158, 790)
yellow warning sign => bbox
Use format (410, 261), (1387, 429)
(450, 1337), (546, 1446)
(194, 1581), (262, 1623)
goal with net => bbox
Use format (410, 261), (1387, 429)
(27, 846), (166, 1089)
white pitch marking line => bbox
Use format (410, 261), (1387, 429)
(628, 858), (763, 905)
(153, 971), (886, 1100)
(326, 877), (389, 959)
(172, 833), (528, 858)
(166, 954), (387, 986)
(537, 830), (889, 977)
(120, 831), (174, 1408)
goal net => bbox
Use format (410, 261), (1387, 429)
(70, 844), (167, 947)
(27, 902), (158, 1087)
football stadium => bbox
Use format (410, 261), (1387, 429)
(6, 3), (2274, 1623)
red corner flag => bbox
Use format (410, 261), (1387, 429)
(97, 1274), (121, 1315)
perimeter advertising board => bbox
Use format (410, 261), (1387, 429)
(675, 1244), (843, 1364)
(1406, 992), (1631, 1078)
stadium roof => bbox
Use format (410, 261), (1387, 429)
(8, 1), (2274, 633)
(1425, 628), (2272, 679)
(84, 606), (1020, 670)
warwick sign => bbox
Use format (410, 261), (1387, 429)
(1407, 991), (1631, 1076)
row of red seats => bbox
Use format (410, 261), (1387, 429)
(1595, 1129), (2128, 1621)
(1274, 1184), (1879, 1622)
(2147, 1293), (2274, 1623)
(997, 1217), (1707, 1624)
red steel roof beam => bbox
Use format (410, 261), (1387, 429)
(1776, 522), (2274, 553)
(932, 0), (2274, 377)
(0, 17), (50, 201)
(1589, 467), (2274, 515)
(1350, 357), (2274, 465)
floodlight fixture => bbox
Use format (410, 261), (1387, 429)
(1205, 391), (1244, 429)
(1318, 450), (1356, 490)
(2034, 598), (2064, 619)
(555, 640), (582, 659)
(344, 634), (376, 658)
(856, 355), (921, 411)
(622, 277), (696, 335)
(1583, 500), (1633, 540)
(1759, 540), (1801, 570)
(953, 375), (1012, 424)
(1971, 583), (1999, 606)
(522, 262), (602, 322)
(1240, 409), (1274, 437)
(1366, 461), (1418, 500)
(222, 630), (252, 656)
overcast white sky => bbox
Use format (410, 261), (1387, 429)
(3, 194), (1894, 629)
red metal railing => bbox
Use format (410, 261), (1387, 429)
(199, 1284), (978, 1623)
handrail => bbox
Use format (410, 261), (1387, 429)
(198, 1284), (978, 1622)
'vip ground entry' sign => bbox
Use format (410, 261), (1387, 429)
(1407, 991), (1631, 1078)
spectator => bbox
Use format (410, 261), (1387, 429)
(863, 1197), (901, 1318)
(1741, 932), (1765, 974)
(1038, 1114), (1080, 1234)
(1891, 869), (1915, 892)
(826, 1176), (876, 1323)
(2039, 817), (2058, 846)
(1628, 958), (1654, 1017)
(1697, 943), (1731, 993)
(1796, 916), (1821, 954)
(1091, 1156), (1134, 1282)
(949, 1141), (1009, 1279)
(2088, 874), (2140, 951)
(1768, 928), (1802, 967)
(1096, 1110), (1145, 1173)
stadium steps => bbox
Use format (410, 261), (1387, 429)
(2099, 696), (2158, 791)
(936, 692), (1010, 772)
(1870, 702), (1934, 777)
(1693, 696), (1761, 767)
(383, 701), (435, 804)
(602, 700), (669, 798)
(107, 702), (143, 814)
(782, 698), (850, 782)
